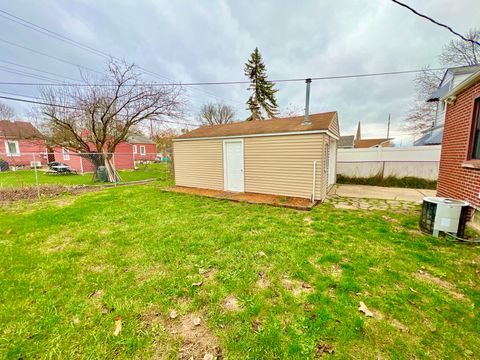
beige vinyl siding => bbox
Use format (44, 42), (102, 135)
(244, 134), (328, 200)
(173, 139), (224, 190)
(328, 113), (340, 138)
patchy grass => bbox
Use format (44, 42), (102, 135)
(0, 186), (479, 359)
(337, 174), (437, 189)
(0, 163), (172, 188)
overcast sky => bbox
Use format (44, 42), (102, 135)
(1, 0), (479, 144)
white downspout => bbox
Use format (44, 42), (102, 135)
(311, 160), (317, 202)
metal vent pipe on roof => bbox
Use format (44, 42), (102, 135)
(304, 78), (312, 125)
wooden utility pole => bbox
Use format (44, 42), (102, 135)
(387, 113), (391, 138)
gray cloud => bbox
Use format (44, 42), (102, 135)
(0, 0), (479, 144)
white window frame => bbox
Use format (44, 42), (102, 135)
(133, 145), (137, 154)
(140, 145), (146, 155)
(62, 147), (70, 160)
(4, 140), (20, 156)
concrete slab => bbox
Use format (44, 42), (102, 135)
(335, 185), (436, 203)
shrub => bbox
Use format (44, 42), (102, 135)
(336, 174), (437, 189)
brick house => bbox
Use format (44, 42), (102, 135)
(0, 120), (47, 167)
(437, 69), (480, 216)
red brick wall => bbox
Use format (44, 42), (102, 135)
(437, 81), (480, 211)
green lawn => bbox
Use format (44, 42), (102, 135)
(0, 163), (171, 188)
(0, 185), (479, 359)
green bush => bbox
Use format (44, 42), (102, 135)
(337, 173), (437, 189)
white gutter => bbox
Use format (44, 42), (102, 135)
(173, 129), (340, 142)
(440, 69), (480, 101)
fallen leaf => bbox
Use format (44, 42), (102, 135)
(302, 283), (312, 289)
(169, 310), (178, 319)
(258, 271), (265, 277)
(113, 316), (122, 336)
(203, 353), (214, 360)
(89, 289), (104, 298)
(409, 287), (418, 293)
(101, 305), (109, 315)
(192, 281), (203, 287)
(251, 318), (262, 332)
(358, 301), (374, 317)
(193, 317), (201, 326)
(72, 317), (80, 325)
(6, 229), (12, 235)
(257, 251), (266, 257)
(316, 343), (335, 356)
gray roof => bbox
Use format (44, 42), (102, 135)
(414, 127), (443, 146)
(126, 134), (156, 144)
(338, 135), (355, 148)
(427, 82), (450, 102)
(449, 64), (480, 76)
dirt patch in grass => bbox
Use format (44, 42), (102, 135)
(0, 185), (95, 203)
(168, 186), (315, 210)
(168, 314), (222, 360)
(223, 295), (241, 311)
(413, 270), (467, 300)
(281, 277), (314, 296)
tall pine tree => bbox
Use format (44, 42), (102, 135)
(244, 47), (279, 120)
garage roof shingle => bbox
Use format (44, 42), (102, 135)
(176, 111), (338, 140)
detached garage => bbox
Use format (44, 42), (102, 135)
(173, 111), (340, 201)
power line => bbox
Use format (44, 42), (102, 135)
(0, 8), (243, 106)
(391, 0), (480, 46)
(0, 94), (198, 127)
(0, 65), (62, 83)
(0, 37), (103, 74)
(0, 67), (447, 87)
(0, 59), (81, 82)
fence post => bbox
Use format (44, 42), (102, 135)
(32, 153), (40, 199)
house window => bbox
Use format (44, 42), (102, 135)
(140, 145), (146, 155)
(62, 147), (70, 160)
(133, 145), (137, 154)
(5, 140), (20, 156)
(471, 99), (480, 159)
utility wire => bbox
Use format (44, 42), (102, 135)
(0, 65), (62, 83)
(0, 37), (103, 74)
(391, 0), (480, 46)
(0, 94), (198, 127)
(0, 67), (447, 87)
(0, 8), (244, 106)
(0, 59), (81, 82)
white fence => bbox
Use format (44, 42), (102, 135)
(337, 145), (441, 180)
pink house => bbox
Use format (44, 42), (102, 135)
(51, 134), (157, 172)
(0, 120), (47, 167)
(127, 134), (157, 162)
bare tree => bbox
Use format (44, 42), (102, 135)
(0, 102), (15, 120)
(404, 68), (442, 133)
(439, 28), (480, 66)
(404, 29), (480, 133)
(198, 102), (236, 125)
(39, 59), (184, 182)
(152, 127), (178, 155)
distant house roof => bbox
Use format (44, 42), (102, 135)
(338, 135), (355, 148)
(428, 65), (480, 102)
(175, 112), (339, 140)
(354, 138), (391, 148)
(441, 69), (480, 100)
(414, 127), (443, 146)
(0, 120), (43, 139)
(126, 134), (156, 144)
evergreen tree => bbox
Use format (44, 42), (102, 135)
(244, 47), (279, 120)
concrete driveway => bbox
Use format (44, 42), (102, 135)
(334, 184), (436, 202)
